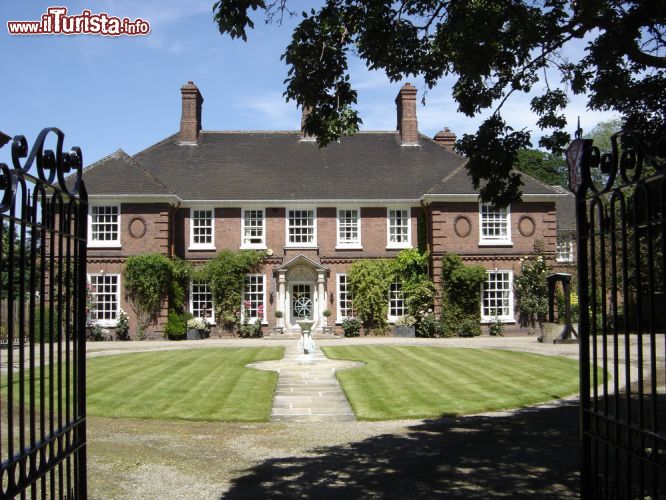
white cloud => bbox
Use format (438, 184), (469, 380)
(235, 92), (299, 129)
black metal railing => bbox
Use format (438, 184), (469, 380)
(0, 129), (87, 498)
(568, 129), (665, 498)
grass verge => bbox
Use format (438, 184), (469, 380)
(3, 347), (284, 422)
(323, 346), (580, 420)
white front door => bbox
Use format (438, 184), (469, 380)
(291, 283), (313, 327)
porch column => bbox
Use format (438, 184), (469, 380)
(278, 270), (287, 327)
(317, 271), (326, 325)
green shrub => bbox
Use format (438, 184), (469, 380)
(164, 310), (193, 340)
(87, 324), (110, 341)
(442, 309), (481, 337)
(115, 309), (130, 340)
(169, 257), (193, 313)
(488, 318), (504, 336)
(124, 254), (173, 338)
(415, 313), (444, 338)
(203, 250), (266, 331)
(515, 242), (550, 334)
(440, 253), (486, 337)
(342, 317), (361, 337)
(348, 259), (394, 334)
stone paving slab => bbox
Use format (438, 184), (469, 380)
(247, 343), (362, 422)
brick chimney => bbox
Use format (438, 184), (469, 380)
(396, 83), (419, 146)
(300, 106), (315, 141)
(179, 81), (203, 144)
(433, 127), (456, 151)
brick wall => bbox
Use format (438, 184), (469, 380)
(86, 202), (171, 339)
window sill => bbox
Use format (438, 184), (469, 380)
(91, 321), (118, 328)
(482, 318), (515, 324)
(386, 244), (412, 250)
(188, 245), (216, 251)
(88, 244), (121, 249)
(335, 245), (363, 250)
(556, 259), (574, 264)
(284, 245), (318, 250)
(478, 241), (513, 247)
(240, 245), (267, 250)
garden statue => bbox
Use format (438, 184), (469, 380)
(296, 319), (316, 356)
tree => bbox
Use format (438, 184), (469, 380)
(584, 118), (622, 153)
(214, 1), (665, 206)
(514, 149), (567, 187)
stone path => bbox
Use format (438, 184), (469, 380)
(248, 342), (362, 422)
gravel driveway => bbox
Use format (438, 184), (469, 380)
(87, 336), (587, 499)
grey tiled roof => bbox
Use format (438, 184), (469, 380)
(82, 149), (173, 196)
(427, 163), (563, 197)
(82, 132), (562, 201)
(551, 185), (576, 233)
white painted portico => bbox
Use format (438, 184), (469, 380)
(274, 255), (328, 331)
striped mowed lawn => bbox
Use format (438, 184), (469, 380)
(86, 347), (284, 421)
(3, 347), (284, 422)
(322, 346), (580, 420)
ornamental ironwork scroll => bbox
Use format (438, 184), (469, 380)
(568, 129), (665, 499)
(0, 128), (88, 498)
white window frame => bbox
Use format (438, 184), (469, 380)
(189, 281), (215, 324)
(386, 207), (412, 249)
(88, 203), (121, 248)
(388, 281), (408, 323)
(336, 273), (355, 322)
(242, 273), (267, 324)
(88, 273), (120, 327)
(285, 208), (317, 248)
(479, 202), (512, 246)
(556, 237), (574, 263)
(336, 207), (362, 249)
(481, 270), (514, 322)
(240, 208), (266, 249)
(189, 207), (215, 250)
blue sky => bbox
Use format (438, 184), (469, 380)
(2, 1), (617, 166)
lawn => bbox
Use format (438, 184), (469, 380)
(322, 346), (581, 420)
(3, 347), (284, 422)
(86, 347), (284, 421)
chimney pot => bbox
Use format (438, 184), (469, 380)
(396, 83), (419, 146)
(180, 81), (203, 144)
(433, 127), (456, 151)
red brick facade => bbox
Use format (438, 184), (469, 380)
(87, 200), (557, 338)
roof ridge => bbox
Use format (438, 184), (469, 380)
(120, 151), (177, 195)
(81, 148), (126, 175)
(425, 162), (470, 195)
(512, 168), (565, 195)
(133, 132), (179, 160)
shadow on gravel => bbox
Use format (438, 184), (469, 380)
(222, 401), (580, 499)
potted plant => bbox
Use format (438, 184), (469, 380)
(273, 310), (284, 335)
(394, 315), (416, 337)
(187, 318), (210, 340)
(322, 309), (334, 335)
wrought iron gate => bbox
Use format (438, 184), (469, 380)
(568, 129), (665, 498)
(0, 129), (87, 498)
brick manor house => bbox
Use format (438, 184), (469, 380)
(82, 81), (569, 337)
